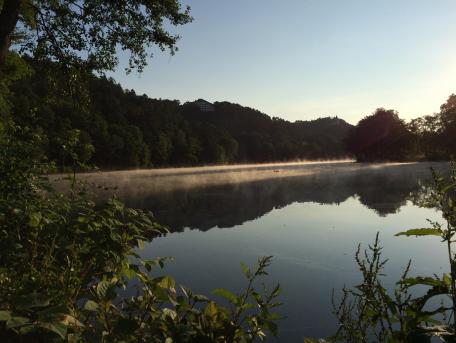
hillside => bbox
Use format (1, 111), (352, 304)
(11, 73), (353, 169)
(181, 101), (352, 162)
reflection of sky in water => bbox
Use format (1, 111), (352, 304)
(141, 198), (445, 341)
(69, 162), (450, 341)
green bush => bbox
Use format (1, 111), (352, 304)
(0, 125), (281, 342)
(314, 164), (456, 343)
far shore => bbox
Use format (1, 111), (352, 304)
(52, 159), (359, 177)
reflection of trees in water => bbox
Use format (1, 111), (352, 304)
(355, 172), (423, 217)
(91, 163), (449, 232)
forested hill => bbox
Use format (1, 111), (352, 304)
(11, 73), (353, 169)
(181, 101), (352, 162)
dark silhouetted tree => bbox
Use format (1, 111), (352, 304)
(0, 0), (192, 72)
(439, 94), (456, 158)
(347, 108), (415, 162)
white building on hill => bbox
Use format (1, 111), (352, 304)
(194, 99), (215, 112)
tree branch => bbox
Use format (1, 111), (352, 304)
(0, 0), (22, 69)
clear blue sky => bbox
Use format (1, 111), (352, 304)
(109, 0), (456, 124)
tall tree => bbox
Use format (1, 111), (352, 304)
(0, 0), (21, 67)
(0, 0), (192, 72)
(439, 94), (456, 157)
(347, 108), (415, 162)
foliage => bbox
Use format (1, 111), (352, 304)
(0, 3), (285, 341)
(348, 96), (456, 162)
(8, 67), (353, 169)
(0, 51), (30, 115)
(329, 235), (447, 342)
(0, 123), (282, 342)
(182, 102), (352, 163)
(409, 95), (456, 160)
(346, 108), (415, 162)
(0, 0), (192, 73)
(315, 164), (456, 343)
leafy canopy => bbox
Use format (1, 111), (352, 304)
(1, 0), (193, 72)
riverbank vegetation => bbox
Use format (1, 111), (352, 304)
(2, 1), (456, 342)
(0, 1), (281, 341)
(0, 130), (281, 341)
(334, 165), (456, 342)
(303, 164), (456, 342)
(347, 105), (456, 162)
(8, 63), (353, 169)
(8, 62), (456, 168)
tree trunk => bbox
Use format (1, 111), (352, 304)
(0, 0), (22, 70)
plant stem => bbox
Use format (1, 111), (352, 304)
(447, 223), (456, 332)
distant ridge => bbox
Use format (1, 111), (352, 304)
(181, 99), (353, 162)
(12, 71), (353, 169)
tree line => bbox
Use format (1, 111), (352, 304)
(8, 62), (353, 170)
(347, 100), (456, 162)
(1, 1), (282, 341)
(2, 0), (456, 341)
(11, 60), (456, 169)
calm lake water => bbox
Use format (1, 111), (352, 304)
(74, 161), (450, 341)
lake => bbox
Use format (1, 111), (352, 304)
(72, 161), (450, 341)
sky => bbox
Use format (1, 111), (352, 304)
(109, 0), (456, 124)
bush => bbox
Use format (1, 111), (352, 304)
(0, 124), (281, 342)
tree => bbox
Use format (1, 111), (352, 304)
(406, 93), (456, 161)
(347, 108), (415, 162)
(439, 94), (456, 158)
(0, 0), (192, 72)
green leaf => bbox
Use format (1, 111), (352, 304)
(442, 183), (456, 193)
(61, 315), (83, 327)
(443, 273), (452, 287)
(213, 288), (237, 304)
(157, 276), (175, 289)
(28, 212), (42, 227)
(0, 311), (11, 321)
(400, 276), (446, 287)
(37, 304), (69, 320)
(77, 216), (88, 223)
(271, 284), (281, 298)
(205, 302), (218, 316)
(395, 228), (442, 237)
(84, 300), (99, 312)
(142, 257), (170, 271)
(39, 321), (67, 339)
(268, 312), (282, 320)
(193, 294), (209, 303)
(6, 316), (29, 329)
(240, 262), (251, 278)
(162, 308), (177, 320)
(180, 285), (192, 298)
(15, 293), (50, 310)
(263, 320), (278, 336)
(96, 281), (111, 298)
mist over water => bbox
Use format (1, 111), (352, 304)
(55, 161), (451, 341)
(54, 161), (446, 230)
(66, 160), (357, 191)
(57, 160), (422, 203)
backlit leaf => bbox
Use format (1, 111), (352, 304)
(213, 288), (237, 304)
(395, 228), (442, 237)
(84, 300), (99, 312)
(0, 311), (11, 321)
(39, 321), (67, 339)
(158, 276), (175, 289)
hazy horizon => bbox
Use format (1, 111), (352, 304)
(108, 0), (456, 125)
